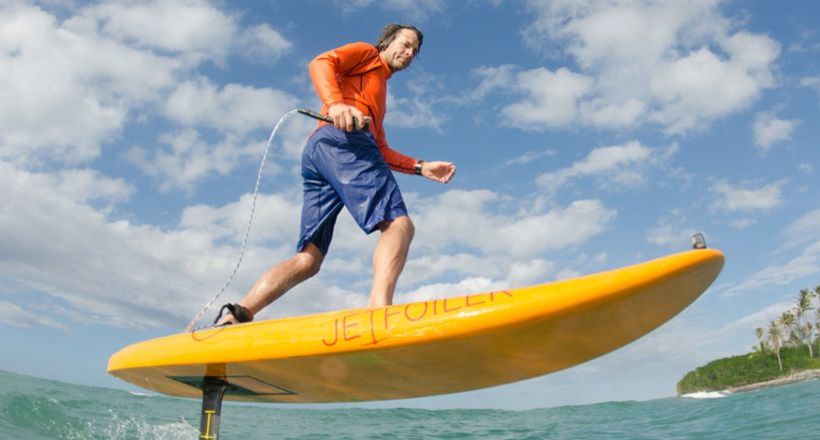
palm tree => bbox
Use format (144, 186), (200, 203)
(816, 320), (820, 354)
(814, 286), (820, 352)
(755, 327), (768, 353)
(779, 311), (798, 347)
(768, 320), (784, 371)
(815, 303), (820, 353)
(794, 289), (815, 357)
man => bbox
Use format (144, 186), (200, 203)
(216, 24), (456, 325)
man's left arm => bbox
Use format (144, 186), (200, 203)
(376, 137), (415, 174)
(376, 135), (456, 183)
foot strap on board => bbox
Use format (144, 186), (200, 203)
(214, 303), (253, 325)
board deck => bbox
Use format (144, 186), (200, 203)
(108, 249), (724, 403)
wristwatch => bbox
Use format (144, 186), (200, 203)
(414, 160), (424, 175)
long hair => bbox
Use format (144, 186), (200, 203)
(375, 24), (423, 55)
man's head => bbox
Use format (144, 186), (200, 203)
(376, 24), (423, 72)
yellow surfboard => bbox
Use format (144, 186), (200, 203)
(108, 249), (723, 403)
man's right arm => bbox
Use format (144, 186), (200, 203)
(309, 43), (374, 131)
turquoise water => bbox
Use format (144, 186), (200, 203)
(1, 370), (817, 439)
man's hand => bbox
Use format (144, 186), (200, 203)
(421, 161), (456, 183)
(328, 103), (369, 132)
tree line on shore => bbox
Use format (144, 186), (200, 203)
(677, 285), (820, 394)
(755, 286), (820, 371)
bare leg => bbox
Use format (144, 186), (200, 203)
(368, 216), (414, 308)
(217, 243), (324, 325)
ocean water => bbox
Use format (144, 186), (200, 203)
(1, 370), (817, 439)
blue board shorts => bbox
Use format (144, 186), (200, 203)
(297, 125), (408, 255)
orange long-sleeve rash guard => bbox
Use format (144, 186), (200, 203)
(309, 42), (417, 174)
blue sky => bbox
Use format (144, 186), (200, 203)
(1, 0), (819, 410)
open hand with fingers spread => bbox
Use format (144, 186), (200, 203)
(418, 161), (456, 183)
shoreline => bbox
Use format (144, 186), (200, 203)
(722, 369), (820, 394)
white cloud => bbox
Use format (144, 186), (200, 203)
(647, 224), (686, 248)
(753, 112), (798, 152)
(722, 210), (820, 296)
(0, 300), (66, 329)
(501, 68), (593, 129)
(163, 78), (301, 136)
(412, 190), (617, 259)
(60, 168), (134, 204)
(0, 161), (310, 328)
(1, 163), (133, 211)
(505, 259), (556, 287)
(798, 164), (814, 174)
(469, 65), (517, 102)
(333, 0), (443, 21)
(402, 277), (507, 303)
(236, 23), (292, 60)
(496, 200), (616, 257)
(783, 208), (820, 248)
(503, 0), (780, 133)
(0, 2), (182, 164)
(580, 98), (647, 128)
(67, 0), (293, 63)
(66, 0), (237, 63)
(127, 129), (252, 193)
(524, 0), (727, 71)
(502, 149), (557, 167)
(647, 211), (699, 249)
(304, 189), (616, 293)
(403, 253), (502, 284)
(0, 1), (293, 169)
(724, 300), (797, 332)
(386, 93), (444, 132)
(315, 189), (617, 287)
(127, 78), (311, 191)
(723, 240), (820, 296)
(710, 180), (785, 213)
(801, 76), (820, 95)
(650, 33), (779, 134)
(536, 141), (675, 193)
(729, 218), (756, 230)
(402, 253), (556, 289)
(179, 191), (302, 245)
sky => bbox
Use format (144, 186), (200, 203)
(1, 0), (819, 410)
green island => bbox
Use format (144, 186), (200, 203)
(678, 286), (820, 395)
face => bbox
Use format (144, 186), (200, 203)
(380, 29), (419, 72)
